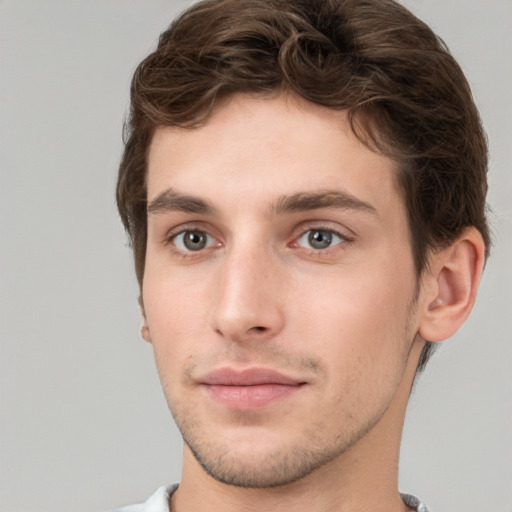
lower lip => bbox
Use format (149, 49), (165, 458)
(202, 383), (304, 410)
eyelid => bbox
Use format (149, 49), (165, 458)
(172, 230), (217, 251)
(164, 222), (223, 253)
(288, 221), (356, 256)
(164, 221), (215, 241)
(293, 220), (355, 240)
(296, 229), (344, 249)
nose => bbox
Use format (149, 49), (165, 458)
(210, 243), (285, 343)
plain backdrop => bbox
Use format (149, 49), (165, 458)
(0, 1), (511, 511)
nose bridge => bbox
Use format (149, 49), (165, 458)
(211, 236), (284, 341)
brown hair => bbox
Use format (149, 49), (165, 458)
(117, 0), (490, 370)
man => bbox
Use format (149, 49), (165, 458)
(111, 0), (489, 510)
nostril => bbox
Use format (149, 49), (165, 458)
(253, 326), (266, 332)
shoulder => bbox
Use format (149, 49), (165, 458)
(108, 506), (144, 512)
(401, 492), (430, 512)
(105, 484), (178, 512)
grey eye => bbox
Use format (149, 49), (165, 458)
(174, 230), (213, 251)
(297, 229), (343, 250)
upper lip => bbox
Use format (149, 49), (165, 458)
(198, 367), (305, 386)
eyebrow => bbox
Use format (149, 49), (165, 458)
(147, 188), (378, 218)
(147, 189), (216, 215)
(271, 190), (378, 217)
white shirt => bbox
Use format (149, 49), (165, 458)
(107, 484), (430, 511)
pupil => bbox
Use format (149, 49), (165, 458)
(309, 230), (332, 249)
(184, 231), (206, 251)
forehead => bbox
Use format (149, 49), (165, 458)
(146, 93), (403, 217)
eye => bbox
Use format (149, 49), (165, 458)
(296, 229), (344, 250)
(172, 230), (216, 252)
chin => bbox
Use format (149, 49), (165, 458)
(180, 424), (357, 489)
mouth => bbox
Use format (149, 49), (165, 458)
(198, 367), (307, 410)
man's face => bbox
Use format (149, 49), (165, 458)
(143, 93), (425, 487)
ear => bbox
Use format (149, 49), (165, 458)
(418, 227), (486, 342)
(138, 295), (152, 344)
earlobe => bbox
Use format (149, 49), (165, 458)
(419, 227), (486, 342)
(138, 295), (152, 344)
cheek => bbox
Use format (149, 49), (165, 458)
(143, 274), (209, 380)
(144, 264), (209, 332)
(291, 263), (414, 381)
(295, 267), (410, 338)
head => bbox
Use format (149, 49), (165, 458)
(117, 0), (489, 375)
(117, 0), (490, 491)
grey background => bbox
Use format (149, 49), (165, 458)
(0, 1), (510, 511)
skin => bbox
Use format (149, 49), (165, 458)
(141, 92), (484, 512)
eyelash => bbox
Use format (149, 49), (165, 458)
(293, 228), (349, 252)
(165, 224), (220, 259)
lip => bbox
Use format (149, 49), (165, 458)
(199, 367), (305, 386)
(198, 367), (306, 410)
